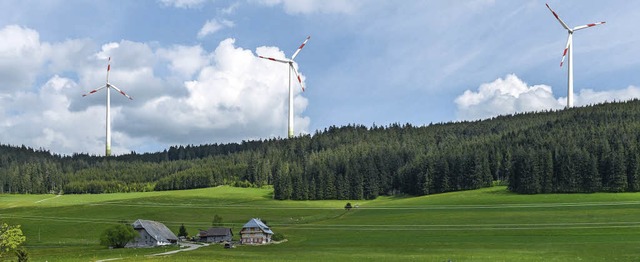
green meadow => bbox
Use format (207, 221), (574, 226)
(1, 186), (640, 261)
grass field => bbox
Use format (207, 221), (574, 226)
(1, 186), (640, 261)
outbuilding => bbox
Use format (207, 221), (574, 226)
(198, 227), (233, 243)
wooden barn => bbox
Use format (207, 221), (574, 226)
(198, 227), (233, 243)
(127, 219), (178, 248)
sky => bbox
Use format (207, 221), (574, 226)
(0, 0), (639, 155)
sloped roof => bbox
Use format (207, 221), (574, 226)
(200, 227), (233, 237)
(241, 218), (273, 234)
(132, 219), (178, 243)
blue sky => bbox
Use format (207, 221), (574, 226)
(0, 0), (639, 155)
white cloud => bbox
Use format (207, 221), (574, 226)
(256, 0), (359, 14)
(454, 74), (640, 121)
(574, 86), (640, 106)
(158, 45), (209, 79)
(158, 0), (206, 8)
(220, 2), (240, 15)
(123, 38), (310, 145)
(0, 25), (49, 91)
(197, 19), (234, 39)
(0, 24), (310, 155)
(0, 75), (109, 154)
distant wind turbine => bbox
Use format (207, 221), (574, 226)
(259, 36), (310, 139)
(546, 3), (605, 108)
(82, 57), (133, 156)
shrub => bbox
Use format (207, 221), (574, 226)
(0, 223), (26, 258)
(272, 232), (285, 241)
(100, 223), (137, 248)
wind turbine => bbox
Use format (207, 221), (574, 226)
(546, 3), (605, 108)
(259, 36), (310, 139)
(82, 57), (133, 156)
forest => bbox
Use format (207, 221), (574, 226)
(2, 100), (640, 199)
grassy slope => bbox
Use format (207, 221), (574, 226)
(1, 186), (640, 261)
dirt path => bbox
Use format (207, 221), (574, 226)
(34, 194), (61, 203)
(95, 242), (210, 262)
(146, 242), (210, 257)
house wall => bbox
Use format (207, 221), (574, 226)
(206, 235), (232, 243)
(240, 228), (272, 244)
(129, 229), (157, 248)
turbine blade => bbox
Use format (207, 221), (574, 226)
(106, 57), (111, 83)
(291, 36), (310, 60)
(546, 3), (571, 31)
(560, 34), (571, 67)
(573, 21), (606, 31)
(82, 85), (107, 97)
(109, 84), (133, 100)
(259, 56), (290, 64)
(290, 64), (305, 92)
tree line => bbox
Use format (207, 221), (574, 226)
(2, 100), (640, 198)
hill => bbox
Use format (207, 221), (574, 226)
(2, 100), (640, 198)
(2, 186), (640, 261)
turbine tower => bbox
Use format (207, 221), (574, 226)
(82, 57), (133, 156)
(546, 3), (605, 108)
(259, 36), (310, 138)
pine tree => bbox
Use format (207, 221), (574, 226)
(178, 224), (188, 238)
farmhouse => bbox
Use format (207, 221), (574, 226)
(127, 219), (178, 248)
(198, 227), (233, 243)
(239, 218), (273, 244)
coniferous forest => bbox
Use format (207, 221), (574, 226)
(2, 100), (640, 199)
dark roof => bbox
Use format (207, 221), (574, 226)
(241, 218), (273, 234)
(132, 219), (178, 243)
(199, 227), (233, 237)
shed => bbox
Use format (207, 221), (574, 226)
(198, 227), (233, 243)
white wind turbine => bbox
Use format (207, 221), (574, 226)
(546, 3), (605, 108)
(259, 36), (310, 139)
(82, 57), (133, 156)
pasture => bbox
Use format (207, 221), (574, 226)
(1, 186), (640, 261)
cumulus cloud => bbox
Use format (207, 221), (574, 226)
(158, 0), (206, 8)
(256, 0), (359, 14)
(0, 75), (110, 154)
(157, 45), (209, 79)
(123, 38), (310, 145)
(197, 19), (234, 39)
(454, 74), (640, 121)
(0, 25), (49, 91)
(0, 24), (310, 155)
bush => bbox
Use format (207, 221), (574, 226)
(100, 223), (137, 248)
(0, 223), (26, 258)
(271, 232), (285, 241)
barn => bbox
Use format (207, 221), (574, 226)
(127, 219), (178, 248)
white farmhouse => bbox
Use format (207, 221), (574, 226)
(239, 218), (273, 244)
